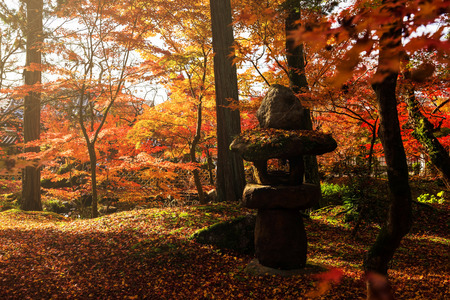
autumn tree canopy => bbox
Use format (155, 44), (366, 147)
(0, 1), (448, 299)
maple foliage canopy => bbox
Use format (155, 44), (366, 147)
(0, 0), (448, 201)
(0, 1), (449, 299)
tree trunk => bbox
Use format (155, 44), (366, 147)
(210, 0), (245, 202)
(302, 109), (320, 185)
(22, 0), (43, 211)
(365, 3), (412, 298)
(285, 2), (308, 93)
(190, 101), (205, 204)
(206, 148), (215, 186)
(405, 82), (450, 189)
(88, 144), (99, 218)
(284, 2), (320, 186)
(367, 118), (379, 176)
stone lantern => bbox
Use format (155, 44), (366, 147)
(230, 84), (337, 270)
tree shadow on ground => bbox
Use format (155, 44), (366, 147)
(0, 203), (447, 299)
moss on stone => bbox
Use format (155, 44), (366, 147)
(190, 215), (256, 254)
(230, 128), (337, 161)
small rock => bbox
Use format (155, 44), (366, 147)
(99, 206), (118, 214)
(256, 84), (304, 130)
(191, 215), (256, 254)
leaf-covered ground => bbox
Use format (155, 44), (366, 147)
(0, 202), (448, 299)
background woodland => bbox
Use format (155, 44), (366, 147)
(0, 0), (449, 299)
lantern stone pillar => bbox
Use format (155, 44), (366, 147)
(231, 84), (337, 270)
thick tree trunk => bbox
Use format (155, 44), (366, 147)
(284, 2), (320, 186)
(365, 4), (412, 298)
(210, 0), (245, 202)
(285, 3), (308, 93)
(22, 0), (43, 211)
(405, 84), (450, 188)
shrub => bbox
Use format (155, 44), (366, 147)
(42, 198), (67, 214)
(417, 191), (446, 204)
(320, 177), (389, 232)
(0, 198), (19, 212)
(0, 179), (21, 195)
(320, 183), (351, 206)
(342, 177), (389, 226)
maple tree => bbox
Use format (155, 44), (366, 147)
(38, 0), (149, 217)
(367, 8), (412, 300)
(0, 1), (444, 197)
(283, 1), (336, 187)
(0, 3), (33, 177)
(231, 0), (448, 180)
(127, 0), (247, 203)
(288, 0), (448, 298)
(232, 1), (348, 187)
(232, 0), (446, 299)
(401, 54), (450, 188)
(315, 71), (381, 178)
(128, 56), (216, 203)
(0, 1), (448, 299)
(0, 2), (25, 123)
(125, 0), (217, 203)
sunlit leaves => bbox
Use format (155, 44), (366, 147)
(0, 199), (448, 298)
(289, 0), (449, 85)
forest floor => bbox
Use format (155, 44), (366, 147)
(0, 187), (448, 299)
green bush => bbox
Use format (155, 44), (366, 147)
(0, 192), (20, 211)
(320, 178), (389, 229)
(417, 191), (446, 204)
(43, 198), (67, 213)
(320, 183), (352, 206)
